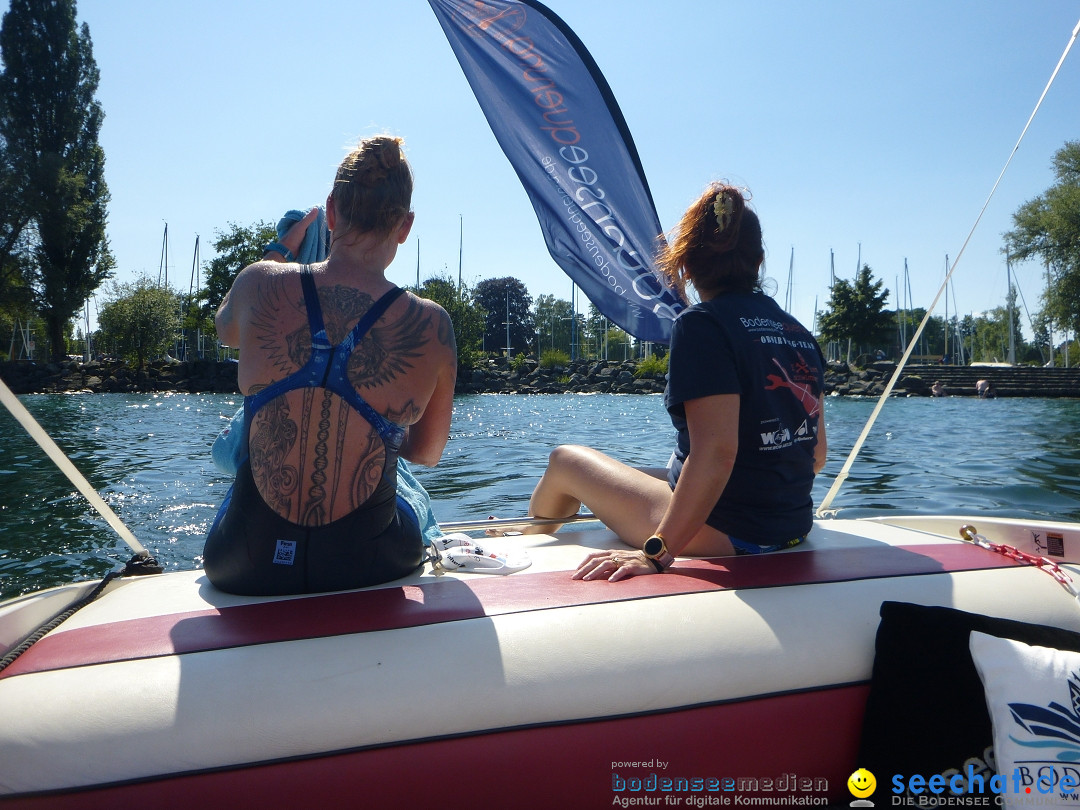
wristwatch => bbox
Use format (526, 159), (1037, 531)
(643, 533), (675, 573)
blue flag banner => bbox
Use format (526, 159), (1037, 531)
(428, 0), (686, 343)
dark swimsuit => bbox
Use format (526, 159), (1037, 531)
(203, 270), (423, 595)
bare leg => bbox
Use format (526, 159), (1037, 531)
(637, 467), (670, 480)
(527, 445), (736, 557)
(525, 445), (671, 544)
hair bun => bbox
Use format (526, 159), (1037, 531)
(331, 134), (413, 239)
(341, 135), (404, 185)
(708, 185), (747, 254)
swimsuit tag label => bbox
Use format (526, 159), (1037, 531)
(273, 539), (297, 566)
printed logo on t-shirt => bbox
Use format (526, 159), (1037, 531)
(760, 426), (792, 447)
(764, 354), (821, 419)
(273, 538), (297, 566)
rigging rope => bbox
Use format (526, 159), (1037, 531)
(816, 15), (1080, 518)
(0, 376), (149, 557)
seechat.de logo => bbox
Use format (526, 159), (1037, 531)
(848, 768), (877, 807)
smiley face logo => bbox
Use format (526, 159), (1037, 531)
(847, 768), (876, 798)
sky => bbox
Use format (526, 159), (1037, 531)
(58, 0), (1080, 342)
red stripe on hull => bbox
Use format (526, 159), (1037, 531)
(1, 684), (869, 808)
(2, 542), (1016, 679)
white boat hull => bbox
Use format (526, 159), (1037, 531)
(3, 516), (1080, 808)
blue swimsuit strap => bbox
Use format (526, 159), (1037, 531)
(245, 269), (407, 448)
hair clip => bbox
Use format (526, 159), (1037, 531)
(713, 191), (734, 232)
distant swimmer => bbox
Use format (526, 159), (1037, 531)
(931, 381), (945, 397)
(976, 379), (995, 398)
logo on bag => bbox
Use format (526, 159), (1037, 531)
(273, 539), (297, 566)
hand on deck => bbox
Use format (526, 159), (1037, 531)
(573, 549), (656, 582)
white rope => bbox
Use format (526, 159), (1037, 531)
(0, 377), (148, 556)
(816, 16), (1080, 518)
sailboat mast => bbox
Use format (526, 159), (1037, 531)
(900, 259), (909, 347)
(827, 249), (837, 361)
(1047, 258), (1054, 367)
(943, 255), (949, 362)
(1007, 254), (1016, 365)
(785, 246), (794, 312)
(158, 222), (168, 288)
(896, 273), (902, 352)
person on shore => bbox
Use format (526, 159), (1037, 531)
(932, 380), (945, 397)
(203, 135), (457, 595)
(524, 183), (827, 581)
(977, 379), (995, 398)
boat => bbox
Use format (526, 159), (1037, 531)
(3, 514), (1080, 808)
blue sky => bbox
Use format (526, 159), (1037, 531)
(67, 0), (1080, 343)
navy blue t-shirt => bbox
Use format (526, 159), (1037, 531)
(663, 292), (825, 544)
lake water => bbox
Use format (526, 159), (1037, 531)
(2, 392), (1079, 600)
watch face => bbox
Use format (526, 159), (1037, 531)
(643, 536), (663, 557)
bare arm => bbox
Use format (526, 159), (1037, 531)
(399, 307), (457, 467)
(218, 210), (318, 346)
(653, 394), (739, 556)
(813, 394), (827, 474)
(215, 269), (249, 348)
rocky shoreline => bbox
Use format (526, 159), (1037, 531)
(1, 357), (1077, 398)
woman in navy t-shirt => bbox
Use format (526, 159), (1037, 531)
(525, 183), (827, 581)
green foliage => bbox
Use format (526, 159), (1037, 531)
(473, 276), (534, 356)
(1004, 141), (1080, 337)
(0, 0), (114, 360)
(0, 153), (33, 318)
(634, 353), (669, 377)
(510, 352), (528, 372)
(963, 286), (1032, 364)
(178, 291), (215, 359)
(818, 264), (892, 362)
(415, 274), (485, 370)
(202, 221), (277, 314)
(539, 348), (570, 369)
(534, 293), (574, 357)
(98, 275), (181, 370)
(581, 302), (627, 360)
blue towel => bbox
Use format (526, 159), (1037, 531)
(212, 405), (443, 545)
(277, 207), (330, 263)
(395, 458), (443, 545)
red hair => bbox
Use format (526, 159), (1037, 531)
(657, 183), (764, 296)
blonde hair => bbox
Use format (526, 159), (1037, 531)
(657, 183), (763, 296)
(331, 135), (413, 239)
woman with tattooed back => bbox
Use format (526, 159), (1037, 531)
(204, 136), (457, 595)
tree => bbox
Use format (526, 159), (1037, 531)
(202, 221), (277, 314)
(472, 277), (534, 357)
(533, 294), (574, 357)
(968, 301), (1027, 364)
(0, 147), (33, 315)
(0, 0), (114, 361)
(179, 291), (215, 360)
(1004, 141), (1080, 337)
(415, 274), (485, 369)
(818, 264), (892, 363)
(97, 275), (180, 370)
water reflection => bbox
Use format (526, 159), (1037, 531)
(2, 392), (1080, 599)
